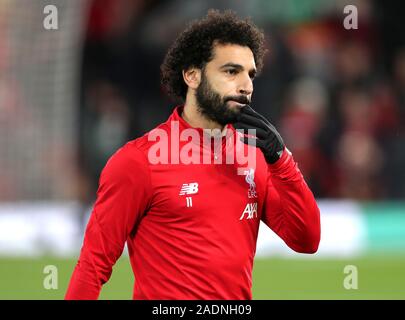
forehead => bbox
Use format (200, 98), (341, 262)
(209, 43), (256, 69)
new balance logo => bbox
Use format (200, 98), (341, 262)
(239, 202), (258, 220)
(179, 183), (199, 195)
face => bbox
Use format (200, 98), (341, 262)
(195, 43), (256, 125)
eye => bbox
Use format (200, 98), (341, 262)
(225, 69), (237, 75)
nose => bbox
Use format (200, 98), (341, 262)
(238, 75), (253, 96)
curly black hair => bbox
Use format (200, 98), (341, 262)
(161, 9), (267, 101)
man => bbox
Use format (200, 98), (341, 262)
(65, 9), (321, 300)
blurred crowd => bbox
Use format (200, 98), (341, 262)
(78, 0), (405, 201)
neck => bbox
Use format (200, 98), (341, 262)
(182, 93), (225, 132)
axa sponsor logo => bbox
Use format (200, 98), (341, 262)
(239, 202), (258, 220)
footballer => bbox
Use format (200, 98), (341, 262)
(65, 9), (321, 300)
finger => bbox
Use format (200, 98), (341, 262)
(238, 112), (269, 132)
(241, 107), (282, 139)
(233, 122), (268, 140)
(242, 105), (272, 126)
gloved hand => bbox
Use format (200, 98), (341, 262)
(233, 105), (285, 164)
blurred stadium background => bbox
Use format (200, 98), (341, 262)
(1, 0), (405, 299)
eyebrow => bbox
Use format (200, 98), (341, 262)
(220, 63), (257, 77)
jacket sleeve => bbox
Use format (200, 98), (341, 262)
(261, 148), (321, 254)
(65, 143), (153, 299)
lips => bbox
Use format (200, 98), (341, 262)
(228, 100), (246, 108)
(227, 98), (249, 105)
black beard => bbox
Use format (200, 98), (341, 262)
(195, 73), (249, 126)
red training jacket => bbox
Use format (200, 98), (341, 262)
(65, 106), (321, 300)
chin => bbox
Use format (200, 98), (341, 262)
(220, 111), (239, 125)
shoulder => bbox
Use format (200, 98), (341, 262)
(130, 121), (170, 154)
(102, 120), (171, 175)
(100, 140), (151, 186)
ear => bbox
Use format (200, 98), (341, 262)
(182, 67), (201, 90)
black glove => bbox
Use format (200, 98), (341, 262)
(233, 105), (285, 164)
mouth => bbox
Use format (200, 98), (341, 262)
(227, 100), (248, 109)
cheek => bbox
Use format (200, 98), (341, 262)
(207, 73), (236, 98)
(215, 81), (236, 98)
